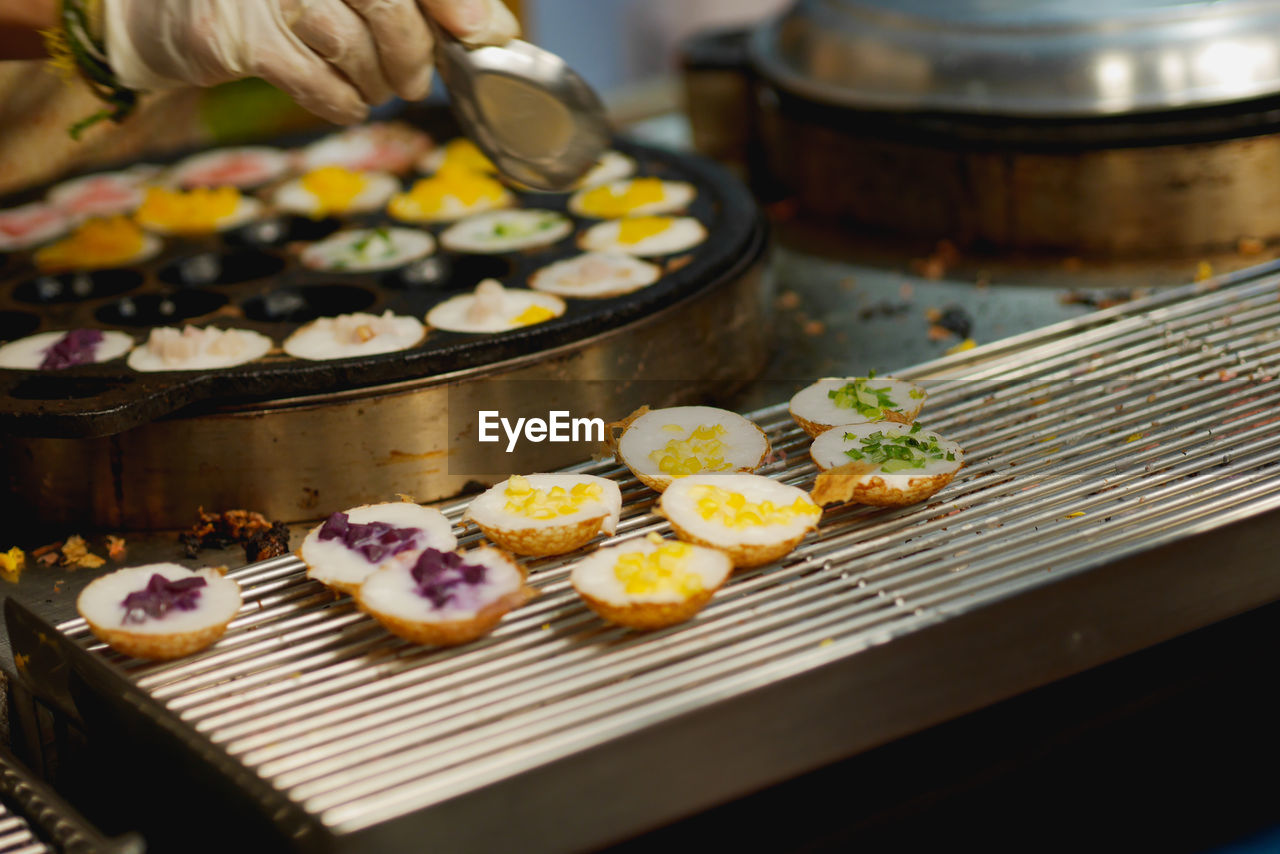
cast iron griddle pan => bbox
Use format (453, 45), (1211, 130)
(0, 107), (761, 439)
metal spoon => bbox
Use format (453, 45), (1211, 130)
(430, 23), (611, 191)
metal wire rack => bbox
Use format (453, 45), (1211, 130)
(48, 264), (1280, 852)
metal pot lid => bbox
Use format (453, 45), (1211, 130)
(749, 0), (1280, 116)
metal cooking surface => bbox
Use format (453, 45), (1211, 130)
(50, 264), (1280, 844)
(0, 113), (757, 440)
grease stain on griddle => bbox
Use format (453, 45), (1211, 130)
(95, 290), (229, 327)
(241, 284), (376, 324)
(14, 270), (143, 305)
(158, 249), (286, 287)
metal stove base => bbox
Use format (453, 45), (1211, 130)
(6, 261), (1280, 853)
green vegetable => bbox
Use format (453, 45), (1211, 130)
(829, 377), (898, 419)
(352, 227), (392, 257)
(842, 428), (953, 472)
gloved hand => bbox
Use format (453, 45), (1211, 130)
(101, 0), (520, 124)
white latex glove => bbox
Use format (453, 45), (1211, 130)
(102, 0), (520, 125)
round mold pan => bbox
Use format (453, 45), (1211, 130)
(223, 215), (343, 250)
(95, 290), (229, 327)
(12, 270), (144, 305)
(0, 110), (764, 439)
(158, 249), (286, 288)
(241, 283), (377, 324)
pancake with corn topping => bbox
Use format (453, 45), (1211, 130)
(426, 279), (565, 334)
(135, 186), (261, 235)
(34, 217), (160, 272)
(465, 473), (622, 556)
(569, 178), (695, 219)
(660, 473), (821, 568)
(388, 165), (513, 223)
(272, 166), (399, 217)
(614, 405), (770, 493)
(571, 532), (731, 630)
(579, 215), (706, 256)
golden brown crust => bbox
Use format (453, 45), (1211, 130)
(360, 585), (539, 646)
(606, 405), (651, 455)
(85, 619), (231, 661)
(666, 518), (808, 569)
(577, 588), (716, 630)
(810, 461), (960, 508)
(475, 515), (606, 557)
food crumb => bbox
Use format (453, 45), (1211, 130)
(910, 239), (959, 280)
(1125, 433), (1146, 443)
(541, 623), (551, 631)
(106, 535), (127, 561)
(1064, 512), (1086, 519)
(181, 507), (278, 558)
(0, 547), (25, 582)
(244, 521), (291, 563)
(395, 493), (416, 503)
(61, 535), (105, 569)
(13, 653), (29, 671)
(775, 290), (801, 310)
(946, 338), (976, 355)
(819, 638), (834, 647)
(1238, 237), (1265, 256)
(1196, 260), (1214, 282)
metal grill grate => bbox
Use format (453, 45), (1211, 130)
(54, 265), (1280, 845)
(0, 805), (50, 854)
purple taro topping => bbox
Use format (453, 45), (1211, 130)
(318, 511), (423, 563)
(411, 549), (488, 609)
(40, 328), (105, 370)
(122, 573), (207, 624)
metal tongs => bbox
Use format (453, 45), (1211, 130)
(429, 23), (611, 191)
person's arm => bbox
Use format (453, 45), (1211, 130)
(0, 0), (518, 125)
(0, 0), (58, 60)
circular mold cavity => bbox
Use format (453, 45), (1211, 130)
(0, 310), (40, 342)
(379, 255), (451, 290)
(95, 290), (228, 327)
(224, 215), (342, 249)
(241, 284), (375, 324)
(13, 270), (144, 305)
(8, 375), (130, 400)
(158, 249), (286, 287)
(445, 256), (513, 291)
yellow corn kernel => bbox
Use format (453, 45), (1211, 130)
(513, 305), (557, 327)
(503, 477), (605, 519)
(613, 540), (702, 596)
(687, 485), (821, 529)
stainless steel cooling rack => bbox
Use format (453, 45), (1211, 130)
(35, 263), (1280, 852)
